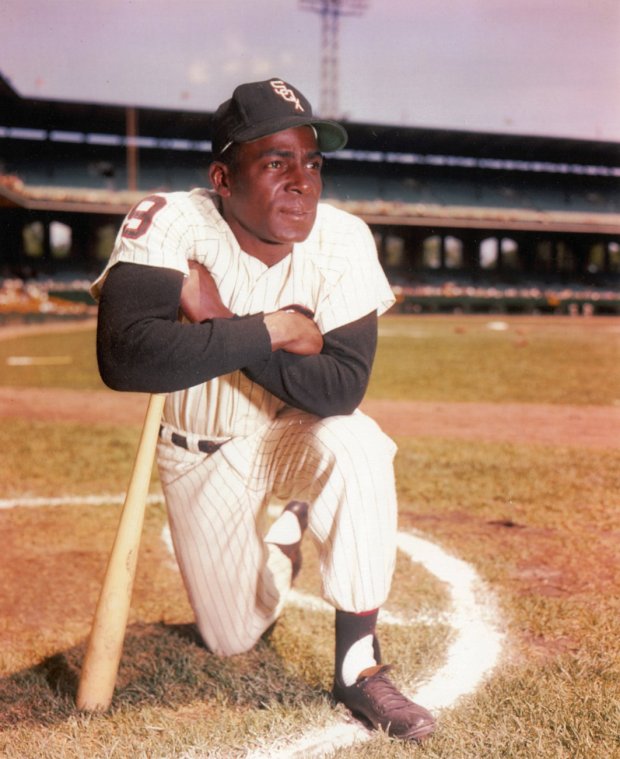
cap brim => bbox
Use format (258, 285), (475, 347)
(232, 116), (347, 152)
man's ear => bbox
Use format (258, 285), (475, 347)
(209, 161), (232, 197)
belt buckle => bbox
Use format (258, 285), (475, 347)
(198, 439), (221, 455)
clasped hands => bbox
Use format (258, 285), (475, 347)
(180, 260), (323, 355)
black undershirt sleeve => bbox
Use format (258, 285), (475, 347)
(96, 262), (271, 393)
(242, 310), (378, 417)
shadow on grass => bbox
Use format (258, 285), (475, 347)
(0, 620), (321, 731)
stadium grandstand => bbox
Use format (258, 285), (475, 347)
(1, 71), (619, 316)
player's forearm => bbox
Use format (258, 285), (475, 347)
(96, 263), (271, 393)
(242, 311), (377, 417)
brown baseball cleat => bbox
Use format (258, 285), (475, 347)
(333, 664), (436, 741)
(273, 500), (309, 581)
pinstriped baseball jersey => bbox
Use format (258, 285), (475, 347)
(94, 190), (395, 440)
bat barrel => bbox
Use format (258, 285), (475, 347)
(76, 392), (166, 711)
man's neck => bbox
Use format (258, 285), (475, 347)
(245, 246), (293, 267)
(221, 210), (293, 267)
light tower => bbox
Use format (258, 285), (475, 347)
(299, 0), (369, 118)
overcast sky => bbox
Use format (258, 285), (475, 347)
(2, 0), (619, 142)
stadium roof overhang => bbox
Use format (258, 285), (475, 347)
(2, 72), (620, 170)
(341, 122), (620, 170)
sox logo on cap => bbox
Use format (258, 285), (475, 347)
(270, 79), (305, 112)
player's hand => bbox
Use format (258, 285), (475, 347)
(180, 260), (233, 321)
(264, 309), (323, 355)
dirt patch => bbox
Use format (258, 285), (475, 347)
(362, 398), (620, 449)
(0, 385), (151, 427)
(0, 387), (617, 449)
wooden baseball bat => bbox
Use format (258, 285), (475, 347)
(76, 392), (166, 711)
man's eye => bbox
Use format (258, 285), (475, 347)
(267, 160), (282, 169)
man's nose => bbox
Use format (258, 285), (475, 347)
(287, 163), (313, 193)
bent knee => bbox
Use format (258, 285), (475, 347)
(198, 625), (262, 657)
(314, 412), (397, 460)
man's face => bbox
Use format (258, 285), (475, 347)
(212, 126), (323, 263)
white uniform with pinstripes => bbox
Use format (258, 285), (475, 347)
(94, 189), (398, 656)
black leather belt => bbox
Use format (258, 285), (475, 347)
(160, 426), (223, 454)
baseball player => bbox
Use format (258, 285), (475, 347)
(91, 78), (435, 742)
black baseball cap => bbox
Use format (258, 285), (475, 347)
(211, 77), (348, 157)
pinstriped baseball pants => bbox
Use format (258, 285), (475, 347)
(157, 408), (398, 657)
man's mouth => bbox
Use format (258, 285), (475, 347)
(280, 206), (314, 218)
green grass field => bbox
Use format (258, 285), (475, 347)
(0, 315), (619, 758)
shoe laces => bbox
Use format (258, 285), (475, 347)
(357, 665), (416, 713)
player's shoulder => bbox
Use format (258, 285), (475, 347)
(310, 202), (375, 254)
(299, 203), (377, 282)
(129, 188), (215, 215)
(127, 189), (222, 237)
